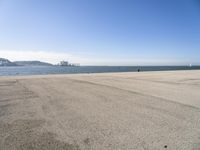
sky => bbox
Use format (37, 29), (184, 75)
(0, 0), (200, 65)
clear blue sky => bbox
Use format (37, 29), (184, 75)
(0, 0), (200, 65)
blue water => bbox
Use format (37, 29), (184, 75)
(0, 66), (200, 76)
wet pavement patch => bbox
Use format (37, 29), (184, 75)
(0, 104), (13, 117)
(0, 119), (80, 150)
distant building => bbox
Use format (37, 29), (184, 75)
(59, 61), (80, 67)
(60, 61), (69, 66)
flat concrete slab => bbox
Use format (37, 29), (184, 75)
(0, 70), (200, 150)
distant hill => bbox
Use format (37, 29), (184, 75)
(0, 58), (53, 67)
(14, 61), (53, 66)
(0, 58), (18, 66)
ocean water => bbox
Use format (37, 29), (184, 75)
(0, 66), (200, 76)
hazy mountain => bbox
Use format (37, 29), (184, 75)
(14, 61), (53, 66)
(0, 58), (53, 66)
(0, 58), (18, 66)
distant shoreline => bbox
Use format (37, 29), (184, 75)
(0, 58), (79, 67)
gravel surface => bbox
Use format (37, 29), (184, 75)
(0, 70), (200, 150)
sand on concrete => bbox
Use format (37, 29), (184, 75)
(0, 70), (200, 150)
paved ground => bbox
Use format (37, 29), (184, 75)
(0, 70), (200, 150)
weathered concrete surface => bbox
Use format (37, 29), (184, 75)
(0, 70), (200, 150)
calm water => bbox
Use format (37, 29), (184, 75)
(0, 66), (200, 76)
